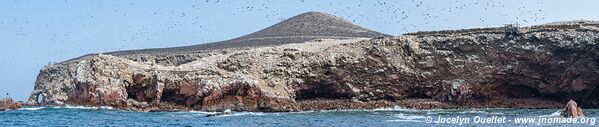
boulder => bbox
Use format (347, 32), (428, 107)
(14, 101), (24, 109)
(561, 100), (584, 118)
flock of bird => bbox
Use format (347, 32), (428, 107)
(3, 0), (553, 55)
(0, 0), (573, 100)
(197, 0), (548, 33)
(6, 0), (551, 37)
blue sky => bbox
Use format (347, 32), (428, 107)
(1, 0), (598, 101)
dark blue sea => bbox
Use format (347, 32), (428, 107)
(1, 106), (597, 127)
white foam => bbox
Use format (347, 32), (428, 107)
(386, 113), (426, 123)
(188, 111), (220, 115)
(538, 110), (561, 117)
(281, 106), (463, 113)
(51, 105), (115, 110)
(215, 112), (264, 117)
(304, 105), (425, 112)
(372, 106), (422, 112)
(462, 110), (485, 114)
(394, 113), (427, 120)
(287, 110), (317, 114)
(19, 107), (46, 111)
(425, 109), (505, 115)
(386, 119), (424, 122)
(372, 106), (487, 113)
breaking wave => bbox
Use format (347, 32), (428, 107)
(188, 111), (220, 114)
(50, 105), (115, 110)
(386, 113), (426, 122)
(19, 107), (46, 111)
(17, 105), (115, 111)
(289, 106), (425, 113)
(187, 109), (265, 117)
(538, 110), (562, 117)
(372, 106), (423, 112)
(267, 106), (507, 114)
(213, 112), (265, 117)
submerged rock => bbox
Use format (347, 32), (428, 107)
(27, 12), (599, 112)
(561, 100), (584, 118)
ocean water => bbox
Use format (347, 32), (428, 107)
(1, 106), (597, 127)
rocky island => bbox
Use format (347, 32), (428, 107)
(28, 12), (599, 112)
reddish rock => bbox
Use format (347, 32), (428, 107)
(0, 97), (24, 111)
(14, 101), (25, 108)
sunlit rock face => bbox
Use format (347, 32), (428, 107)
(28, 12), (599, 112)
(561, 100), (584, 117)
(0, 97), (24, 111)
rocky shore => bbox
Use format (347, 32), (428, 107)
(27, 12), (599, 112)
(0, 97), (24, 111)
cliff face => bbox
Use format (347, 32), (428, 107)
(28, 13), (599, 112)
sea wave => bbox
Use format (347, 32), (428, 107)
(538, 110), (561, 117)
(17, 105), (115, 111)
(394, 113), (427, 119)
(184, 109), (267, 117)
(214, 112), (265, 117)
(19, 107), (46, 111)
(188, 111), (220, 114)
(371, 106), (488, 113)
(287, 110), (317, 114)
(386, 113), (426, 123)
(386, 119), (423, 122)
(300, 106), (425, 112)
(372, 106), (422, 112)
(51, 105), (115, 110)
(420, 108), (506, 115)
(456, 109), (504, 115)
(273, 106), (483, 113)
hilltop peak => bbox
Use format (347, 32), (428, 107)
(235, 11), (388, 39)
(106, 11), (389, 55)
(293, 11), (340, 19)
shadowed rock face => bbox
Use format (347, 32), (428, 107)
(28, 12), (599, 112)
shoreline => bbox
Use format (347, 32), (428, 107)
(27, 13), (599, 113)
(26, 98), (567, 112)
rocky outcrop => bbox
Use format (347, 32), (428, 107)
(27, 12), (599, 112)
(561, 100), (584, 118)
(0, 97), (24, 111)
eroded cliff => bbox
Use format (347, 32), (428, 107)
(28, 13), (599, 112)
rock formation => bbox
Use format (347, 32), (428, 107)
(0, 97), (24, 111)
(561, 100), (584, 117)
(28, 12), (599, 112)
